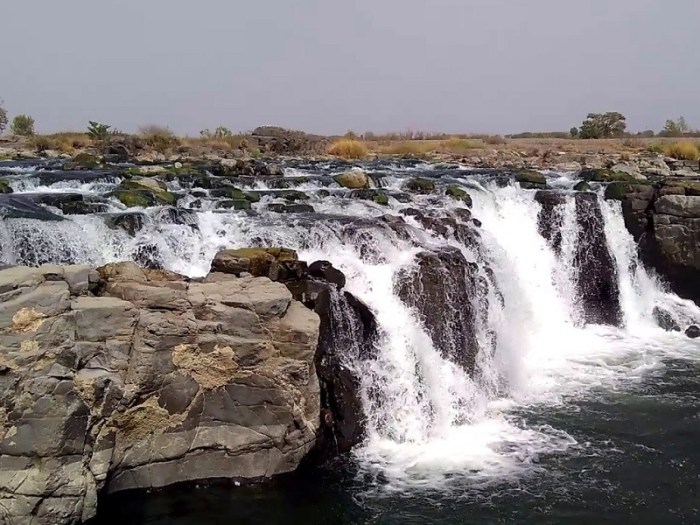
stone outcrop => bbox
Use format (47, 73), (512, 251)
(0, 262), (321, 524)
(606, 180), (700, 304)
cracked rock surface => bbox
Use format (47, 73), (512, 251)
(0, 262), (320, 525)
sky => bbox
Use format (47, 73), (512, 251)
(2, 0), (699, 136)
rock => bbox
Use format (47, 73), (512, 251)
(210, 247), (306, 283)
(268, 203), (315, 213)
(65, 153), (101, 170)
(0, 263), (321, 524)
(554, 161), (582, 172)
(0, 179), (12, 194)
(445, 185), (472, 206)
(104, 212), (147, 235)
(111, 183), (177, 207)
(396, 247), (483, 374)
(334, 170), (369, 189)
(654, 195), (700, 218)
(372, 192), (389, 205)
(516, 170), (546, 188)
(685, 325), (700, 338)
(216, 199), (251, 210)
(611, 162), (645, 181)
(121, 176), (168, 192)
(308, 261), (346, 289)
(404, 177), (435, 194)
(652, 306), (680, 332)
(0, 194), (65, 221)
(573, 181), (591, 192)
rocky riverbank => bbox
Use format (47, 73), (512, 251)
(0, 249), (375, 525)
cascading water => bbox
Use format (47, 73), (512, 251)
(2, 159), (699, 498)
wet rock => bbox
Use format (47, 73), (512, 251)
(112, 186), (176, 208)
(404, 177), (435, 194)
(0, 194), (65, 221)
(131, 243), (164, 269)
(582, 168), (637, 183)
(685, 325), (700, 338)
(603, 182), (655, 240)
(446, 185), (472, 205)
(334, 170), (369, 189)
(535, 190), (566, 254)
(104, 212), (148, 236)
(573, 181), (591, 192)
(216, 199), (251, 210)
(309, 260), (346, 289)
(652, 306), (680, 332)
(0, 179), (12, 194)
(396, 247), (482, 374)
(573, 193), (622, 326)
(156, 207), (198, 228)
(268, 203), (315, 213)
(65, 152), (101, 170)
(516, 170), (546, 189)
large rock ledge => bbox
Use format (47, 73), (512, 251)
(0, 261), (322, 524)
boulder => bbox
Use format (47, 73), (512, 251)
(653, 306), (680, 332)
(573, 181), (591, 192)
(210, 247), (306, 283)
(445, 185), (472, 206)
(516, 170), (546, 189)
(0, 179), (12, 194)
(334, 170), (369, 189)
(0, 263), (321, 524)
(404, 177), (436, 194)
(685, 325), (700, 338)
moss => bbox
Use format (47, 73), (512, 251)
(664, 179), (700, 196)
(0, 179), (13, 194)
(66, 153), (100, 169)
(229, 247), (298, 262)
(405, 177), (435, 193)
(573, 181), (592, 192)
(112, 188), (176, 207)
(244, 191), (261, 203)
(604, 182), (632, 201)
(445, 185), (472, 205)
(113, 190), (153, 208)
(373, 193), (389, 205)
(515, 170), (546, 185)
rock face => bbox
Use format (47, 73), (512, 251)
(396, 247), (483, 374)
(607, 181), (700, 303)
(0, 262), (320, 525)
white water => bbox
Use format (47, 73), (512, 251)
(3, 168), (700, 491)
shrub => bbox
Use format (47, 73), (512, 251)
(382, 141), (432, 156)
(441, 136), (480, 153)
(11, 114), (35, 136)
(139, 125), (180, 153)
(328, 139), (369, 159)
(483, 134), (507, 145)
(200, 126), (233, 140)
(0, 100), (7, 134)
(30, 136), (52, 152)
(662, 141), (700, 160)
(87, 121), (111, 142)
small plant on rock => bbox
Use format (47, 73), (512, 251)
(87, 121), (112, 142)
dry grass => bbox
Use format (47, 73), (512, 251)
(139, 125), (181, 153)
(649, 141), (700, 160)
(27, 132), (92, 154)
(440, 137), (481, 154)
(378, 140), (434, 156)
(328, 139), (369, 159)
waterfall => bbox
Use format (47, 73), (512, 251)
(3, 163), (700, 491)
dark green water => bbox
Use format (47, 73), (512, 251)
(95, 358), (699, 525)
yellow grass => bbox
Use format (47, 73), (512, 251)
(654, 141), (700, 161)
(328, 139), (369, 159)
(440, 137), (481, 154)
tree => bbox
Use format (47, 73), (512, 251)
(87, 121), (111, 142)
(570, 127), (579, 138)
(11, 114), (35, 136)
(577, 112), (627, 139)
(0, 99), (7, 134)
(661, 116), (690, 137)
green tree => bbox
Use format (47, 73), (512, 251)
(0, 99), (7, 134)
(569, 126), (579, 138)
(661, 116), (690, 137)
(11, 114), (35, 136)
(578, 112), (627, 139)
(87, 121), (111, 142)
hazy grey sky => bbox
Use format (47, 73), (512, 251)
(2, 0), (699, 135)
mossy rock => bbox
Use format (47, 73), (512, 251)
(664, 179), (700, 196)
(66, 153), (100, 170)
(0, 179), (13, 194)
(373, 193), (389, 205)
(282, 190), (310, 202)
(445, 185), (472, 206)
(515, 170), (546, 187)
(334, 170), (369, 189)
(112, 187), (176, 207)
(573, 181), (591, 192)
(581, 168), (635, 183)
(120, 177), (168, 192)
(244, 191), (261, 203)
(217, 199), (251, 210)
(229, 247), (298, 264)
(404, 177), (435, 194)
(604, 182), (633, 201)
